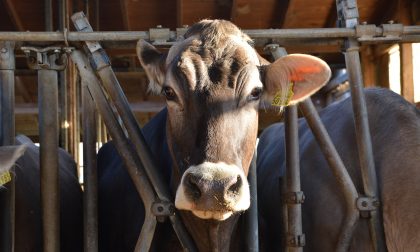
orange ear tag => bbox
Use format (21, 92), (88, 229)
(0, 172), (12, 186)
(271, 82), (294, 107)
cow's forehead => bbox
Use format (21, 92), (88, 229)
(166, 35), (260, 69)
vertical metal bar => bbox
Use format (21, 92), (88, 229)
(0, 41), (16, 252)
(299, 99), (359, 251)
(44, 0), (53, 31)
(336, 1), (387, 250)
(82, 84), (98, 252)
(38, 69), (60, 252)
(58, 0), (69, 151)
(71, 51), (158, 250)
(267, 45), (304, 251)
(284, 105), (303, 252)
(245, 151), (259, 252)
(344, 46), (386, 251)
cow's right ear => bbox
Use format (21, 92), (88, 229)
(136, 40), (167, 94)
(0, 145), (27, 174)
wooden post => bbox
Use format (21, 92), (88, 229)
(400, 43), (414, 103)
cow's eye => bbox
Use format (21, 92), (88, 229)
(249, 87), (262, 101)
(162, 86), (176, 100)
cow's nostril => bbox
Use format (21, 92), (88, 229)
(227, 175), (242, 195)
(186, 174), (202, 200)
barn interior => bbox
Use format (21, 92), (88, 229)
(0, 0), (419, 162)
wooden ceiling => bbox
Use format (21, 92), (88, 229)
(0, 0), (419, 140)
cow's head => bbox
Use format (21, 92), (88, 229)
(138, 19), (330, 250)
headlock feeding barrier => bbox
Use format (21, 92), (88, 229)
(1, 0), (420, 251)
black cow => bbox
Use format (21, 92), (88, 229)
(257, 88), (420, 251)
(0, 135), (83, 252)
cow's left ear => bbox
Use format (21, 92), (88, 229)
(262, 54), (331, 106)
(136, 40), (167, 94)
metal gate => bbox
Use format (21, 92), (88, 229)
(1, 0), (420, 251)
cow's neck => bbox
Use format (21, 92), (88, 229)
(180, 211), (239, 252)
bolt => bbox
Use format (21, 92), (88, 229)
(361, 21), (367, 25)
(54, 49), (60, 53)
(157, 206), (164, 212)
(388, 20), (394, 24)
(361, 201), (368, 207)
(0, 48), (7, 53)
(156, 25), (162, 28)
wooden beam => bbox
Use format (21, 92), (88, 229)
(4, 0), (24, 31)
(177, 0), (184, 27)
(231, 0), (251, 23)
(270, 0), (290, 28)
(400, 43), (414, 103)
(324, 1), (337, 28)
(120, 0), (130, 30)
(360, 46), (376, 87)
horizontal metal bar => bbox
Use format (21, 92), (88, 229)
(0, 25), (418, 44)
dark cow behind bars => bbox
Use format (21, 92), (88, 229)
(0, 135), (83, 252)
(257, 88), (420, 251)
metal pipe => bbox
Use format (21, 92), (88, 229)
(38, 68), (60, 252)
(44, 0), (53, 31)
(299, 99), (359, 251)
(284, 105), (303, 252)
(71, 50), (158, 250)
(82, 84), (98, 252)
(344, 42), (387, 252)
(244, 151), (259, 252)
(0, 25), (418, 42)
(0, 41), (16, 252)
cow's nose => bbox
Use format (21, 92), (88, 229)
(184, 172), (242, 203)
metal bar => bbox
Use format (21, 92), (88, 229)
(284, 105), (303, 252)
(44, 0), (53, 31)
(0, 41), (16, 252)
(0, 25), (419, 42)
(336, 0), (387, 250)
(344, 43), (386, 251)
(58, 0), (69, 151)
(299, 99), (359, 251)
(38, 68), (60, 252)
(268, 45), (304, 251)
(71, 50), (158, 250)
(82, 83), (98, 252)
(70, 12), (196, 250)
(244, 151), (259, 252)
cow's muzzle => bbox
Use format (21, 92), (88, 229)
(175, 162), (250, 221)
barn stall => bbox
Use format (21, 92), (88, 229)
(0, 0), (420, 251)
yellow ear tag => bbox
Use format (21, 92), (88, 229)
(271, 82), (294, 107)
(0, 172), (12, 186)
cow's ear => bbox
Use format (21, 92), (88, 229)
(262, 54), (331, 106)
(0, 145), (27, 174)
(136, 40), (167, 94)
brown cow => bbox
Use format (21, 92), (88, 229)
(98, 19), (330, 251)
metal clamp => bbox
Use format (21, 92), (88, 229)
(356, 196), (380, 218)
(21, 46), (73, 70)
(150, 25), (171, 44)
(284, 191), (305, 204)
(151, 201), (175, 222)
(287, 233), (306, 247)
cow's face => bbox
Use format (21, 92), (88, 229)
(137, 18), (330, 242)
